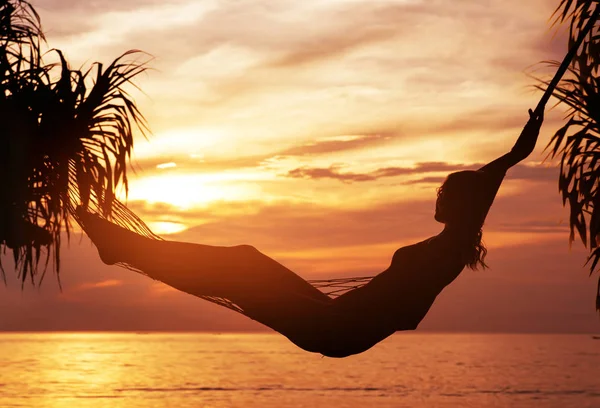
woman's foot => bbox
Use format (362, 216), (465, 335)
(76, 207), (140, 265)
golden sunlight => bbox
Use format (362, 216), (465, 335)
(126, 173), (264, 209)
(148, 221), (189, 235)
(133, 127), (227, 159)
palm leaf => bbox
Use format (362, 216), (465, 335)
(0, 0), (152, 284)
(541, 1), (600, 311)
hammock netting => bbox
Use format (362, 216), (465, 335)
(67, 171), (375, 315)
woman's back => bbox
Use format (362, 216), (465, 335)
(332, 234), (466, 331)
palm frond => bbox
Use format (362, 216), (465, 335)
(0, 0), (152, 284)
(542, 1), (600, 311)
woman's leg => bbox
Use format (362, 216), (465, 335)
(78, 210), (331, 305)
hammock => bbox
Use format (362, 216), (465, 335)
(68, 188), (375, 314)
(69, 8), (599, 316)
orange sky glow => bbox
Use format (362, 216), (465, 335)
(1, 0), (599, 333)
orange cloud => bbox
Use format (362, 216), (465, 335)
(73, 279), (124, 291)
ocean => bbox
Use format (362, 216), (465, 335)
(0, 333), (598, 408)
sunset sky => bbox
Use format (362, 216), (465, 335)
(1, 0), (599, 333)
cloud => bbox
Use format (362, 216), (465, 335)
(36, 0), (171, 12)
(75, 279), (124, 291)
(510, 163), (557, 181)
(494, 220), (569, 234)
(287, 165), (377, 182)
(403, 176), (446, 185)
(35, 0), (567, 149)
(128, 100), (565, 181)
(285, 162), (557, 184)
(278, 134), (395, 157)
(130, 132), (399, 177)
(264, 3), (414, 68)
(131, 153), (268, 174)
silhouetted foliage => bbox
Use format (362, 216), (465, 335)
(0, 0), (150, 284)
(540, 0), (600, 310)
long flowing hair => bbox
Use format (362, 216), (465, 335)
(436, 171), (488, 270)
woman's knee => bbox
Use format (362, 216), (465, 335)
(236, 244), (258, 252)
(232, 244), (264, 263)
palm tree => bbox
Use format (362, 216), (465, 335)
(0, 0), (151, 284)
(541, 0), (600, 310)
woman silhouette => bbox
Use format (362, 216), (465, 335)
(78, 109), (544, 358)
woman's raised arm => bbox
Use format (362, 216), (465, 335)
(470, 108), (544, 223)
(478, 108), (544, 175)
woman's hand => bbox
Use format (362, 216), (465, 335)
(512, 108), (544, 160)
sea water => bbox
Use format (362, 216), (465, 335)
(0, 333), (598, 408)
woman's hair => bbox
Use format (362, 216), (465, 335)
(436, 171), (488, 270)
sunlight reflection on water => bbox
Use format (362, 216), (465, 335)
(0, 333), (598, 408)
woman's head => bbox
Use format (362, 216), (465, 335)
(435, 170), (488, 269)
(435, 170), (487, 226)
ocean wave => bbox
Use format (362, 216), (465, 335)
(115, 386), (389, 393)
(477, 389), (599, 397)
